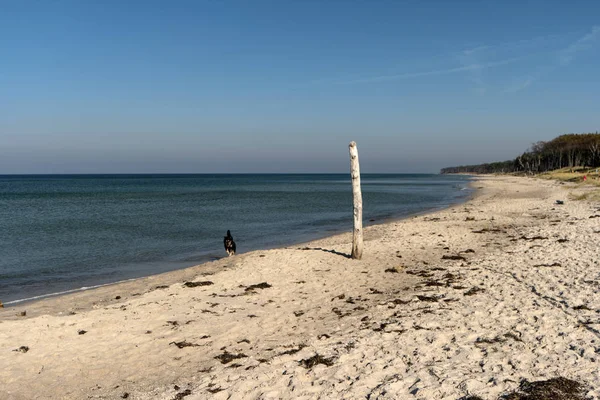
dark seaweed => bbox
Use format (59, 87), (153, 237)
(299, 354), (336, 368)
(183, 281), (214, 287)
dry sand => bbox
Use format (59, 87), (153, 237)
(1, 175), (599, 400)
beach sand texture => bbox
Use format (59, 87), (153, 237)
(1, 175), (599, 399)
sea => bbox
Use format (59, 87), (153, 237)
(0, 174), (472, 305)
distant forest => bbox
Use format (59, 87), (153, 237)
(440, 133), (600, 174)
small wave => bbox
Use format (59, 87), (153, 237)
(3, 278), (138, 306)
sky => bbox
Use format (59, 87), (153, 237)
(1, 0), (599, 174)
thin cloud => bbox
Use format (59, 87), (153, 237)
(459, 31), (578, 95)
(462, 45), (489, 56)
(333, 31), (576, 87)
(460, 31), (574, 57)
(336, 57), (522, 85)
(313, 27), (597, 91)
(458, 47), (491, 95)
(504, 78), (533, 93)
(559, 25), (600, 65)
(506, 25), (600, 93)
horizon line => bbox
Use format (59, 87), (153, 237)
(0, 171), (441, 176)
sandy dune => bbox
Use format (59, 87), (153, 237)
(1, 175), (599, 399)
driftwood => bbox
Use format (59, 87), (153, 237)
(349, 141), (363, 260)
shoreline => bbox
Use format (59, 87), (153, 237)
(3, 174), (598, 399)
(2, 180), (474, 309)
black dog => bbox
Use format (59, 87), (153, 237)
(224, 230), (236, 256)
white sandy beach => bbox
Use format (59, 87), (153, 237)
(1, 175), (599, 399)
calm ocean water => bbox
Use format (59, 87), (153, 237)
(0, 174), (472, 304)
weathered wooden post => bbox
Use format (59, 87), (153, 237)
(349, 141), (363, 259)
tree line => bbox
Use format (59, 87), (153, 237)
(440, 133), (600, 174)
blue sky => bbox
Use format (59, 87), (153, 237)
(1, 0), (599, 173)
